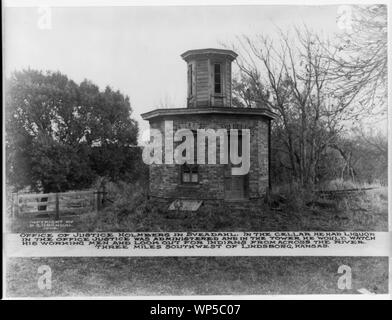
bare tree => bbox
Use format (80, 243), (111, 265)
(229, 5), (387, 186)
(327, 5), (387, 113)
(230, 28), (357, 186)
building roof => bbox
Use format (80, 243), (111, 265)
(181, 48), (238, 62)
(141, 107), (276, 121)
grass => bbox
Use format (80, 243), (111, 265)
(5, 256), (388, 297)
(5, 180), (388, 297)
(8, 180), (388, 232)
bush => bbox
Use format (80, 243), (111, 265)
(271, 182), (316, 211)
(75, 179), (164, 232)
(28, 136), (95, 193)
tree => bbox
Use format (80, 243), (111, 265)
(330, 5), (387, 113)
(231, 28), (348, 186)
(229, 19), (386, 186)
(5, 69), (140, 192)
(28, 135), (94, 192)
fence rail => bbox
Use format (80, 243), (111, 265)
(12, 188), (107, 219)
(315, 187), (378, 194)
(314, 187), (381, 200)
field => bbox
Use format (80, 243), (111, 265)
(5, 256), (388, 297)
(75, 187), (388, 232)
(6, 182), (388, 297)
(8, 183), (388, 233)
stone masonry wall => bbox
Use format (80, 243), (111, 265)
(148, 114), (269, 200)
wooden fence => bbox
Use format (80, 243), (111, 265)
(315, 187), (378, 199)
(11, 188), (107, 219)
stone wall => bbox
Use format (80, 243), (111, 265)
(148, 114), (269, 201)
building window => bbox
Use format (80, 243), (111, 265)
(180, 130), (199, 184)
(188, 64), (193, 97)
(214, 63), (222, 94)
(228, 129), (243, 158)
(181, 164), (199, 183)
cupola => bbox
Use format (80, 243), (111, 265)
(181, 48), (238, 108)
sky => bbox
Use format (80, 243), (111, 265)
(4, 4), (362, 142)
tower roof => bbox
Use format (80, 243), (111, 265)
(181, 48), (238, 62)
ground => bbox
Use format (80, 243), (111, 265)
(8, 187), (388, 232)
(6, 257), (388, 297)
(5, 184), (388, 297)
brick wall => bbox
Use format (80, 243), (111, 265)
(147, 114), (269, 201)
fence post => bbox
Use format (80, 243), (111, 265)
(11, 193), (15, 218)
(14, 192), (19, 217)
(102, 184), (106, 207)
(55, 192), (60, 220)
(92, 191), (96, 213)
(96, 189), (101, 212)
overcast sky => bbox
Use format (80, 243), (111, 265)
(5, 5), (362, 141)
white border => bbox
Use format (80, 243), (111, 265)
(2, 0), (391, 300)
(3, 0), (391, 7)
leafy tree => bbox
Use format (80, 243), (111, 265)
(6, 69), (140, 192)
(28, 135), (94, 192)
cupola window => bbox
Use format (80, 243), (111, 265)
(214, 63), (222, 94)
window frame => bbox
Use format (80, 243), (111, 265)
(228, 129), (243, 161)
(214, 63), (222, 95)
(179, 129), (199, 185)
(181, 164), (199, 184)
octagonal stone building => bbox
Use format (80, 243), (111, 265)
(141, 48), (275, 209)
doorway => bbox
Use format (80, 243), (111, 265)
(224, 129), (249, 200)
